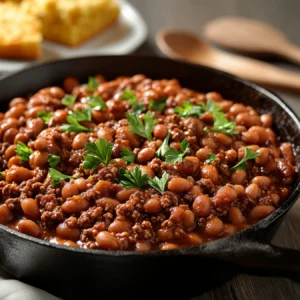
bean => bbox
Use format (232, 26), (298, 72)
(184, 232), (203, 245)
(271, 194), (280, 206)
(153, 124), (168, 140)
(243, 126), (268, 145)
(200, 136), (217, 149)
(255, 148), (269, 165)
(219, 100), (233, 112)
(170, 207), (185, 223)
(213, 132), (232, 146)
(0, 205), (13, 224)
(21, 198), (39, 219)
(193, 195), (211, 217)
(56, 223), (80, 241)
(144, 197), (162, 214)
(96, 231), (119, 250)
(160, 243), (179, 250)
(92, 110), (109, 123)
(188, 185), (202, 198)
(116, 188), (139, 203)
(252, 176), (271, 189)
(74, 178), (87, 192)
(200, 165), (219, 184)
(3, 128), (18, 143)
(176, 156), (200, 176)
(233, 185), (245, 197)
(205, 217), (224, 236)
(213, 186), (237, 206)
(54, 237), (78, 248)
(196, 148), (212, 161)
(53, 110), (67, 123)
(135, 241), (151, 252)
(5, 104), (26, 119)
(157, 228), (174, 242)
(231, 169), (247, 185)
(6, 166), (33, 183)
(1, 117), (18, 132)
(183, 118), (203, 137)
(280, 143), (295, 164)
(261, 114), (272, 128)
(95, 180), (113, 195)
(108, 219), (132, 233)
(116, 126), (140, 148)
(14, 132), (29, 144)
(9, 97), (27, 108)
(206, 92), (222, 101)
(7, 156), (22, 168)
(34, 137), (47, 151)
(183, 210), (195, 229)
(63, 77), (80, 93)
(228, 207), (245, 225)
(236, 113), (261, 128)
(26, 106), (46, 118)
(137, 147), (156, 164)
(245, 184), (261, 199)
(225, 149), (237, 163)
(29, 151), (48, 169)
(4, 145), (16, 160)
(27, 118), (43, 137)
(62, 183), (79, 199)
(97, 127), (113, 143)
(223, 224), (238, 237)
(140, 165), (155, 178)
(248, 205), (275, 221)
(262, 158), (277, 173)
(168, 177), (192, 193)
(229, 103), (248, 116)
(72, 133), (89, 150)
(18, 219), (42, 237)
(62, 196), (89, 214)
(97, 197), (120, 211)
(266, 128), (277, 144)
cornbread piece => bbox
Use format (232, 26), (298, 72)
(27, 0), (120, 46)
(0, 2), (42, 59)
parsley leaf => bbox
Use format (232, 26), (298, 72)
(156, 132), (170, 157)
(121, 90), (136, 105)
(174, 102), (205, 118)
(62, 94), (77, 107)
(120, 148), (135, 164)
(16, 141), (33, 163)
(61, 116), (90, 132)
(206, 99), (222, 113)
(87, 95), (106, 111)
(149, 98), (167, 113)
(131, 102), (146, 115)
(119, 166), (149, 189)
(70, 108), (91, 122)
(126, 111), (156, 141)
(48, 154), (60, 168)
(230, 148), (260, 171)
(210, 112), (238, 135)
(148, 172), (169, 194)
(87, 77), (98, 91)
(206, 153), (216, 165)
(0, 171), (4, 179)
(165, 138), (189, 163)
(49, 168), (76, 185)
(37, 111), (53, 123)
(83, 138), (113, 170)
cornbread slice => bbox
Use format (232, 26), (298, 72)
(0, 2), (42, 59)
(25, 0), (120, 47)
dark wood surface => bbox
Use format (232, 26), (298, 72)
(129, 1), (300, 299)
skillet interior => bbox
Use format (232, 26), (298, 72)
(0, 56), (299, 299)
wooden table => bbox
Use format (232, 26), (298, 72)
(128, 0), (300, 299)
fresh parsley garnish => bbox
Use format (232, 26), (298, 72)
(156, 132), (170, 157)
(48, 154), (60, 168)
(174, 102), (206, 119)
(120, 148), (135, 164)
(61, 116), (90, 132)
(119, 166), (149, 189)
(131, 102), (146, 115)
(0, 171), (4, 179)
(126, 111), (156, 141)
(87, 95), (106, 111)
(149, 98), (167, 113)
(165, 139), (189, 163)
(206, 153), (216, 165)
(87, 77), (98, 91)
(229, 148), (259, 171)
(15, 141), (33, 163)
(121, 90), (136, 105)
(209, 111), (238, 135)
(37, 111), (53, 123)
(148, 172), (169, 194)
(70, 108), (92, 122)
(61, 94), (77, 107)
(83, 138), (113, 170)
(49, 168), (76, 185)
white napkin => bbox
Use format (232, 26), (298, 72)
(0, 268), (61, 300)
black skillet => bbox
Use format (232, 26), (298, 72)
(0, 56), (299, 300)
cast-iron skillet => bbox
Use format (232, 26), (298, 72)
(0, 56), (299, 299)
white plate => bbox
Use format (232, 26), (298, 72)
(0, 0), (148, 72)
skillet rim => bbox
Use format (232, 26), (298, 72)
(0, 55), (299, 257)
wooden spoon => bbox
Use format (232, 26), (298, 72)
(203, 16), (300, 65)
(156, 29), (300, 93)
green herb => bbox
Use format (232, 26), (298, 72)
(49, 168), (76, 185)
(37, 111), (53, 123)
(0, 171), (4, 179)
(120, 148), (135, 164)
(206, 99), (222, 113)
(149, 98), (167, 113)
(70, 108), (91, 122)
(174, 102), (205, 119)
(87, 77), (98, 91)
(131, 102), (146, 115)
(61, 94), (77, 107)
(156, 132), (170, 157)
(83, 138), (113, 170)
(87, 95), (106, 111)
(148, 172), (169, 194)
(206, 153), (216, 165)
(165, 138), (189, 163)
(61, 116), (90, 132)
(48, 154), (60, 168)
(15, 141), (33, 163)
(230, 148), (259, 171)
(121, 90), (136, 105)
(209, 111), (238, 135)
(126, 111), (156, 140)
(119, 166), (149, 189)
